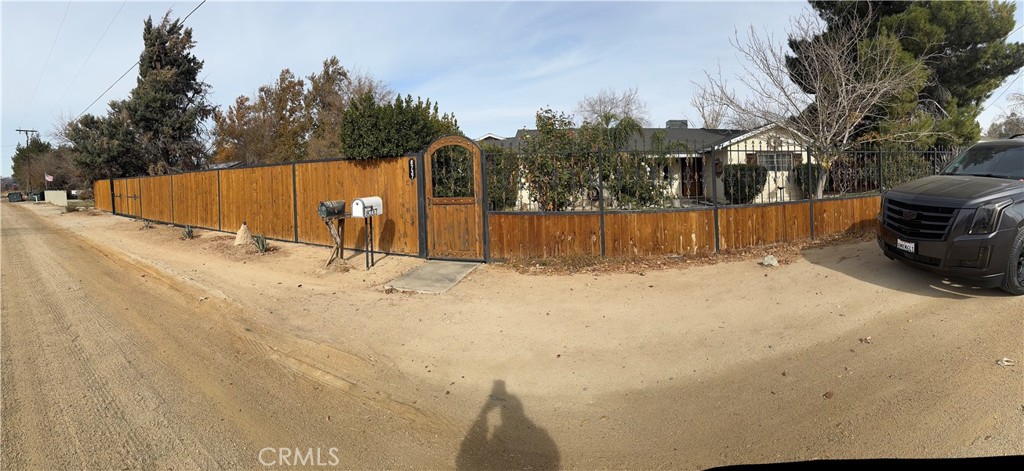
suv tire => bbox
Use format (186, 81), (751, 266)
(1001, 229), (1024, 295)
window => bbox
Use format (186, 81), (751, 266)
(758, 153), (793, 172)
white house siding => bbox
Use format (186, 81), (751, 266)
(702, 128), (811, 204)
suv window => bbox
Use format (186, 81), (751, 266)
(940, 144), (1024, 179)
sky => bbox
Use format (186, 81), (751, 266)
(2, 0), (1022, 179)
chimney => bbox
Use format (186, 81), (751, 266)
(666, 119), (688, 129)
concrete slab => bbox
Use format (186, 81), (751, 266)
(384, 260), (480, 294)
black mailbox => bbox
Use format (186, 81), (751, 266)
(317, 200), (346, 218)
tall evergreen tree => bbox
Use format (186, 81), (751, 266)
(128, 13), (214, 172)
(787, 0), (1024, 146)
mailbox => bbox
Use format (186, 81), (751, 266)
(351, 196), (383, 218)
(317, 199), (346, 219)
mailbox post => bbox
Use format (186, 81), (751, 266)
(351, 196), (383, 270)
(318, 200), (347, 268)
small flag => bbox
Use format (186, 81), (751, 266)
(44, 173), (54, 182)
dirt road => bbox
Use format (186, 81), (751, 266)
(2, 202), (1022, 469)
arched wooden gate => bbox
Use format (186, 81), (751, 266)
(421, 135), (487, 261)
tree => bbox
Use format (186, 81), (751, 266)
(12, 137), (53, 192)
(987, 93), (1024, 137)
(63, 101), (145, 181)
(519, 108), (589, 211)
(127, 13), (214, 171)
(61, 11), (213, 180)
(694, 9), (928, 197)
(340, 93), (460, 159)
(11, 137), (81, 191)
(789, 1), (1024, 146)
(305, 57), (349, 160)
(575, 87), (651, 127)
(689, 82), (728, 129)
(212, 57), (397, 164)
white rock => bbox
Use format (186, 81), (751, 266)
(762, 255), (779, 267)
(234, 223), (252, 246)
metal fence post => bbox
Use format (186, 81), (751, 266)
(877, 147), (885, 193)
(807, 147), (815, 241)
(217, 169), (223, 231)
(292, 163), (299, 242)
(597, 148), (606, 257)
(710, 151), (721, 253)
(480, 148), (492, 262)
(170, 174), (175, 224)
(109, 179), (116, 214)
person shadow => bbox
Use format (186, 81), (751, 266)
(455, 380), (560, 470)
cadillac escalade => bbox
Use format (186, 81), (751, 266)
(877, 137), (1024, 295)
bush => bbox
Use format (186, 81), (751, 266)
(483, 144), (520, 211)
(792, 163), (826, 198)
(722, 164), (768, 204)
(78, 189), (94, 200)
(882, 151), (931, 189)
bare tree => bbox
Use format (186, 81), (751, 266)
(575, 87), (651, 126)
(987, 93), (1024, 137)
(694, 9), (930, 196)
(688, 77), (728, 128)
(343, 68), (394, 106)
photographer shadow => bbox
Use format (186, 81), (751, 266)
(455, 380), (560, 470)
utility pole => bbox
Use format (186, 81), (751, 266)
(15, 128), (39, 147)
(14, 129), (39, 193)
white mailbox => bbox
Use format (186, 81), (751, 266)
(351, 196), (383, 218)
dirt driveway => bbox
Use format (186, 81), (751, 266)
(2, 202), (1022, 469)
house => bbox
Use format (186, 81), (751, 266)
(699, 123), (812, 204)
(479, 120), (812, 209)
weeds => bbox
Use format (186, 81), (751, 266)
(181, 225), (195, 239)
(140, 219), (153, 229)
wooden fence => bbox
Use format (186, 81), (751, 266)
(93, 158), (881, 261)
(486, 196), (879, 259)
(94, 157), (420, 255)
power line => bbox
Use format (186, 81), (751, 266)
(989, 71), (1023, 107)
(27, 1), (72, 111)
(74, 0), (207, 120)
(50, 1), (128, 117)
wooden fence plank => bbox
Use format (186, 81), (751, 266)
(294, 158), (419, 255)
(139, 176), (172, 223)
(171, 172), (220, 230)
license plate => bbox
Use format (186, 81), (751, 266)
(896, 239), (915, 253)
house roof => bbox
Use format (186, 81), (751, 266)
(475, 133), (507, 141)
(480, 126), (747, 153)
(206, 160), (244, 170)
(708, 122), (809, 150)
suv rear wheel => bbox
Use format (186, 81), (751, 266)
(1002, 229), (1024, 295)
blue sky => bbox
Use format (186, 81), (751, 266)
(2, 1), (1022, 178)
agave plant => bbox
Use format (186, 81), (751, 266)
(252, 234), (269, 254)
(182, 225), (195, 240)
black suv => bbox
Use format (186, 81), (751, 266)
(878, 137), (1024, 295)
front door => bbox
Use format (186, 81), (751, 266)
(423, 136), (484, 260)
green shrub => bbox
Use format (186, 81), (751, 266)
(882, 151), (931, 189)
(722, 164), (768, 204)
(181, 225), (194, 239)
(252, 234), (269, 254)
(483, 144), (521, 210)
(792, 163), (827, 198)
